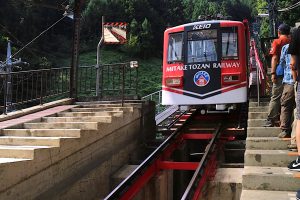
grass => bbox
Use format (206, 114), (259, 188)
(78, 48), (162, 97)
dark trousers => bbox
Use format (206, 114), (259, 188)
(280, 83), (296, 131)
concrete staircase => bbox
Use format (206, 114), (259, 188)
(0, 102), (151, 200)
(241, 99), (300, 200)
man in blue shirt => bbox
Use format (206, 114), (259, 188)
(278, 43), (295, 138)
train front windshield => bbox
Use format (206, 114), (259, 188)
(187, 29), (218, 63)
(168, 33), (183, 63)
(221, 27), (238, 59)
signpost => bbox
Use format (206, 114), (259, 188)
(96, 17), (128, 97)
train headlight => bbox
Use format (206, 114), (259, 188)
(223, 74), (240, 84)
(165, 77), (183, 87)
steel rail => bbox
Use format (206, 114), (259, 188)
(104, 109), (196, 200)
(181, 123), (222, 200)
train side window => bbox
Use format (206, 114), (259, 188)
(222, 27), (238, 60)
(168, 33), (183, 63)
(187, 29), (218, 63)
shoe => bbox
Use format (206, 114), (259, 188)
(263, 119), (274, 127)
(288, 144), (298, 152)
(288, 158), (300, 172)
(278, 130), (291, 138)
(297, 190), (300, 200)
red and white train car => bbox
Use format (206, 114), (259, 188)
(162, 20), (249, 108)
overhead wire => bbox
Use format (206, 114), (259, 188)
(278, 1), (300, 12)
(5, 15), (67, 63)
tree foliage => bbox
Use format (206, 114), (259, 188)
(3, 0), (299, 66)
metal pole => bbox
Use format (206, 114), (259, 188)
(267, 0), (278, 37)
(256, 61), (260, 106)
(3, 74), (7, 114)
(96, 16), (105, 97)
(69, 0), (83, 99)
(121, 64), (125, 107)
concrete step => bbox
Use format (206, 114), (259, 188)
(240, 190), (297, 200)
(249, 107), (269, 112)
(247, 127), (281, 137)
(78, 103), (140, 108)
(242, 166), (300, 191)
(42, 116), (112, 123)
(248, 112), (268, 119)
(248, 119), (272, 127)
(0, 157), (31, 164)
(245, 150), (296, 167)
(2, 129), (81, 137)
(23, 122), (99, 130)
(249, 102), (270, 107)
(205, 168), (243, 200)
(57, 111), (123, 117)
(71, 107), (133, 113)
(246, 137), (290, 150)
(249, 98), (270, 103)
(0, 136), (63, 147)
(0, 145), (50, 159)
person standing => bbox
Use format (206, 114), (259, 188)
(277, 42), (295, 138)
(264, 24), (291, 127)
(287, 27), (300, 171)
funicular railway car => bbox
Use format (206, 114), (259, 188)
(162, 20), (250, 110)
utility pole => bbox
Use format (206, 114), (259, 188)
(267, 0), (278, 37)
(70, 0), (84, 99)
(0, 40), (27, 113)
(96, 16), (105, 97)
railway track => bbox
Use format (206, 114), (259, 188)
(105, 107), (246, 200)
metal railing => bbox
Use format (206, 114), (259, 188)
(142, 90), (170, 114)
(0, 67), (70, 114)
(0, 62), (138, 114)
(100, 63), (138, 102)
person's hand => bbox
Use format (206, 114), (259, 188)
(292, 71), (297, 82)
(271, 74), (277, 83)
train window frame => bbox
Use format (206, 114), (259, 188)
(167, 32), (184, 63)
(186, 29), (218, 63)
(221, 27), (239, 60)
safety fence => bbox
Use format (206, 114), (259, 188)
(0, 62), (138, 114)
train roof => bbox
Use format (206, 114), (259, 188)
(166, 20), (244, 32)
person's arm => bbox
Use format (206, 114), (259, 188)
(269, 40), (279, 83)
(271, 54), (279, 83)
(291, 55), (298, 81)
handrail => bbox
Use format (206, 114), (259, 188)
(251, 39), (267, 106)
(141, 90), (162, 100)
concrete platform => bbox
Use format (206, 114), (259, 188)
(246, 137), (290, 150)
(0, 101), (152, 200)
(240, 190), (297, 200)
(245, 150), (296, 167)
(243, 166), (300, 191)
